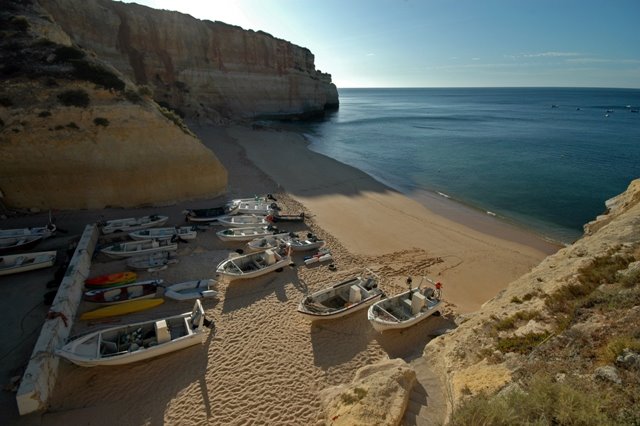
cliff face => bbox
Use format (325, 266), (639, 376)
(425, 179), (640, 421)
(39, 0), (339, 122)
(0, 1), (227, 210)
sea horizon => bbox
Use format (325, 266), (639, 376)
(276, 87), (640, 244)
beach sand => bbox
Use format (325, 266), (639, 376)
(2, 124), (559, 425)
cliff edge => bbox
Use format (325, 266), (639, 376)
(425, 179), (640, 424)
(40, 0), (339, 123)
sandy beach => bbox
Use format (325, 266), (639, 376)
(1, 124), (559, 425)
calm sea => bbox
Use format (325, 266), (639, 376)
(282, 88), (640, 244)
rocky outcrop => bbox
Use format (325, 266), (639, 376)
(39, 0), (339, 123)
(319, 358), (416, 426)
(0, 1), (227, 210)
(424, 178), (640, 421)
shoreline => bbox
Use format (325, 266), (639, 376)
(222, 125), (560, 313)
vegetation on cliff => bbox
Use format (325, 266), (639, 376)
(434, 181), (640, 425)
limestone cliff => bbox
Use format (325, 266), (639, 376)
(425, 179), (640, 423)
(39, 0), (339, 122)
(0, 1), (227, 210)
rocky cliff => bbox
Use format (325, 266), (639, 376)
(425, 179), (640, 423)
(0, 1), (227, 210)
(39, 0), (339, 123)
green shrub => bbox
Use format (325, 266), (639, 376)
(496, 331), (550, 354)
(38, 111), (51, 117)
(450, 374), (610, 426)
(66, 122), (79, 130)
(510, 296), (523, 304)
(598, 335), (640, 364)
(72, 61), (125, 91)
(493, 311), (540, 332)
(10, 16), (29, 32)
(0, 97), (14, 107)
(124, 89), (143, 104)
(93, 117), (109, 127)
(138, 85), (153, 97)
(57, 89), (90, 108)
(54, 45), (85, 62)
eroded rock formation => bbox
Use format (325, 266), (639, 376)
(40, 0), (339, 122)
(0, 1), (227, 210)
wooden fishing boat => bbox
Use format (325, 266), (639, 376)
(85, 271), (137, 287)
(129, 226), (197, 241)
(0, 251), (57, 276)
(216, 225), (284, 242)
(297, 269), (384, 320)
(183, 206), (233, 223)
(127, 252), (179, 272)
(83, 280), (162, 305)
(217, 214), (269, 228)
(163, 279), (218, 301)
(368, 278), (443, 332)
(101, 239), (177, 259)
(57, 300), (212, 367)
(0, 223), (56, 240)
(79, 298), (165, 321)
(246, 233), (292, 251)
(216, 247), (291, 281)
(287, 233), (325, 252)
(99, 215), (168, 235)
(0, 235), (43, 255)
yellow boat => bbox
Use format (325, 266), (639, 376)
(80, 298), (164, 321)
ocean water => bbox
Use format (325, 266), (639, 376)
(282, 88), (640, 244)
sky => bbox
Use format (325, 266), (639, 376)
(120, 0), (640, 89)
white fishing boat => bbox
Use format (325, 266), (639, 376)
(287, 233), (325, 252)
(129, 226), (197, 241)
(0, 235), (43, 255)
(163, 279), (218, 301)
(246, 233), (292, 251)
(101, 239), (177, 259)
(0, 250), (57, 276)
(215, 247), (291, 281)
(368, 277), (443, 332)
(99, 215), (168, 234)
(56, 300), (213, 367)
(234, 200), (278, 215)
(217, 214), (269, 228)
(183, 205), (235, 223)
(297, 269), (384, 320)
(83, 280), (162, 305)
(226, 194), (276, 208)
(0, 223), (56, 240)
(216, 225), (284, 242)
(127, 252), (179, 271)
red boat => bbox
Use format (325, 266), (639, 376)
(85, 271), (137, 288)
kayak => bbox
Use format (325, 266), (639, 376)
(85, 271), (137, 287)
(80, 298), (164, 321)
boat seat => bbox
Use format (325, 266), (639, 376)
(15, 256), (25, 266)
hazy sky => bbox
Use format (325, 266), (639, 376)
(120, 0), (640, 89)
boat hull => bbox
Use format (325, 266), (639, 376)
(80, 298), (164, 320)
(85, 272), (138, 287)
(367, 289), (442, 332)
(57, 300), (208, 367)
(164, 279), (218, 301)
(0, 251), (57, 276)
